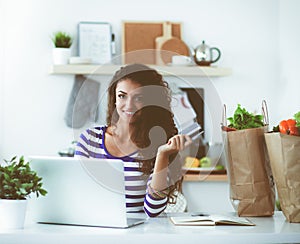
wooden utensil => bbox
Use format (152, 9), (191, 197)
(155, 21), (190, 65)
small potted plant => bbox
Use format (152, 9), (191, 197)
(51, 31), (73, 65)
(0, 156), (47, 229)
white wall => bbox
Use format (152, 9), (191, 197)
(0, 0), (4, 159)
(0, 0), (299, 159)
(278, 0), (300, 120)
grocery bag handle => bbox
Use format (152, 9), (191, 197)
(222, 102), (268, 131)
(262, 100), (269, 126)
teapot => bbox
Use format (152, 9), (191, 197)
(193, 40), (221, 66)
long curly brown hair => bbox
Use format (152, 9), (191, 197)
(106, 63), (182, 203)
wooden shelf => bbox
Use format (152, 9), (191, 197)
(50, 64), (232, 77)
(183, 174), (228, 182)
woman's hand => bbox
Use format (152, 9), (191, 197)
(151, 135), (192, 190)
(157, 134), (192, 157)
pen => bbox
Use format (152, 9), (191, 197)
(191, 213), (209, 217)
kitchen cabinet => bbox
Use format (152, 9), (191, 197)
(183, 173), (231, 212)
(50, 64), (232, 77)
(183, 178), (232, 212)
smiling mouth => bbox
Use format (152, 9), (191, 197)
(124, 111), (135, 115)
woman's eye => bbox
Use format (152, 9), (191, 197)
(118, 94), (126, 99)
(134, 95), (143, 103)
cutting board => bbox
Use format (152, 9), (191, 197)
(122, 21), (182, 64)
(155, 22), (190, 65)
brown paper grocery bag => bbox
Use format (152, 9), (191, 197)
(265, 132), (300, 223)
(223, 126), (275, 216)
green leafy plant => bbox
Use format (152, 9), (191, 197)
(228, 104), (264, 130)
(0, 156), (47, 200)
(294, 111), (300, 127)
(52, 31), (72, 48)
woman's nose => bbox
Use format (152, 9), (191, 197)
(125, 97), (135, 109)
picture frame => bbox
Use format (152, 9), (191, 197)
(78, 22), (112, 64)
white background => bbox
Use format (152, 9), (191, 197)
(0, 0), (299, 159)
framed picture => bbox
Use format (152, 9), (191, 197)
(78, 22), (112, 64)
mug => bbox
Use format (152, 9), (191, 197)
(171, 55), (192, 65)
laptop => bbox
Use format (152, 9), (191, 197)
(28, 156), (147, 228)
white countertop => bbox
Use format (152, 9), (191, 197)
(0, 212), (299, 244)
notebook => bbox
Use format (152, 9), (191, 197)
(28, 156), (147, 228)
(170, 214), (255, 226)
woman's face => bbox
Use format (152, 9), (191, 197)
(115, 79), (144, 123)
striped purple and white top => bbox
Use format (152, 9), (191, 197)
(75, 126), (168, 217)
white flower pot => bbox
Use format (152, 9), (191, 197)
(52, 48), (71, 65)
(0, 199), (27, 229)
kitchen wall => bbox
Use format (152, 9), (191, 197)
(0, 0), (299, 159)
(278, 1), (300, 117)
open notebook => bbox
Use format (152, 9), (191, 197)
(170, 214), (255, 226)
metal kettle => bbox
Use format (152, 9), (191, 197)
(193, 40), (221, 66)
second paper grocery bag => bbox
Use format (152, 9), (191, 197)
(265, 132), (300, 222)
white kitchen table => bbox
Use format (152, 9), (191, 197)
(0, 211), (299, 244)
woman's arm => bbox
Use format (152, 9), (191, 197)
(143, 134), (192, 217)
(74, 130), (90, 158)
(151, 134), (191, 191)
(74, 127), (102, 158)
(144, 173), (169, 217)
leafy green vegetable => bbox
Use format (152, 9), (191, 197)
(294, 111), (300, 127)
(228, 104), (264, 130)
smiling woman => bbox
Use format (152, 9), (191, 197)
(115, 79), (144, 123)
(75, 63), (192, 217)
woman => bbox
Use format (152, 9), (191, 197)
(75, 63), (191, 217)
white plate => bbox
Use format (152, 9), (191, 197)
(182, 167), (216, 172)
(166, 63), (195, 67)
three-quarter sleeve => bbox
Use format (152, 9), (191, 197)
(143, 174), (168, 217)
